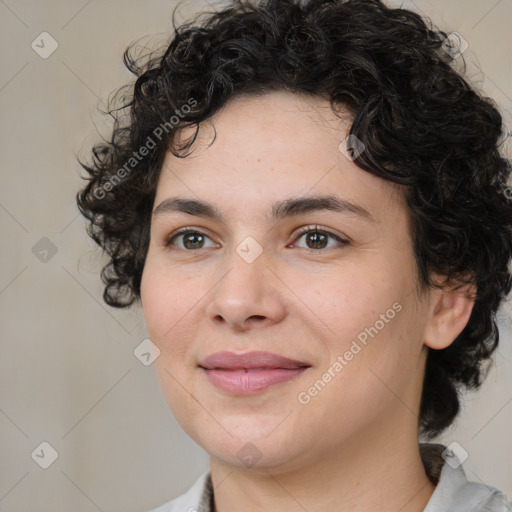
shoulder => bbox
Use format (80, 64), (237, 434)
(144, 471), (211, 512)
(421, 443), (511, 512)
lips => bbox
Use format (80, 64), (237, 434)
(199, 351), (309, 370)
(199, 351), (310, 395)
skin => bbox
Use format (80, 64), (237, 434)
(140, 90), (475, 511)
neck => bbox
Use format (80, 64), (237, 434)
(209, 420), (435, 512)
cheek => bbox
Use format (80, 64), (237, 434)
(303, 266), (399, 348)
(141, 264), (203, 425)
(311, 281), (425, 422)
(300, 265), (412, 391)
(140, 262), (196, 357)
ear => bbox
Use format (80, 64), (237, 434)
(423, 278), (476, 350)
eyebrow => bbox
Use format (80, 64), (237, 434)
(152, 194), (375, 223)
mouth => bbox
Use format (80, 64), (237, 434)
(198, 351), (311, 395)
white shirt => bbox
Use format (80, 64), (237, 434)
(146, 443), (511, 512)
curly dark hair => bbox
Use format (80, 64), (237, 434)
(76, 0), (512, 439)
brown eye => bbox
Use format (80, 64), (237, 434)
(165, 229), (217, 250)
(304, 231), (328, 249)
(293, 226), (348, 251)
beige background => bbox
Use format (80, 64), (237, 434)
(0, 1), (511, 511)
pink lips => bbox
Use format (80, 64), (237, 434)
(199, 351), (310, 395)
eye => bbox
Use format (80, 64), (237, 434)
(164, 228), (218, 251)
(164, 225), (349, 252)
(291, 225), (348, 251)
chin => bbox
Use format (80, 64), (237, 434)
(188, 416), (306, 471)
(207, 438), (302, 473)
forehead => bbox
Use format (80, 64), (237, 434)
(154, 91), (405, 221)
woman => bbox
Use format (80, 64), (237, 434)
(77, 0), (512, 510)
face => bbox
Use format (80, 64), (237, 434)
(140, 90), (434, 473)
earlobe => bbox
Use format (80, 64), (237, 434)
(424, 282), (476, 350)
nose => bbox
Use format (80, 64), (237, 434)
(205, 244), (287, 333)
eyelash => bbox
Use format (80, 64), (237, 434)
(164, 225), (349, 252)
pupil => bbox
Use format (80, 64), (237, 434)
(308, 232), (326, 249)
(184, 233), (203, 249)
